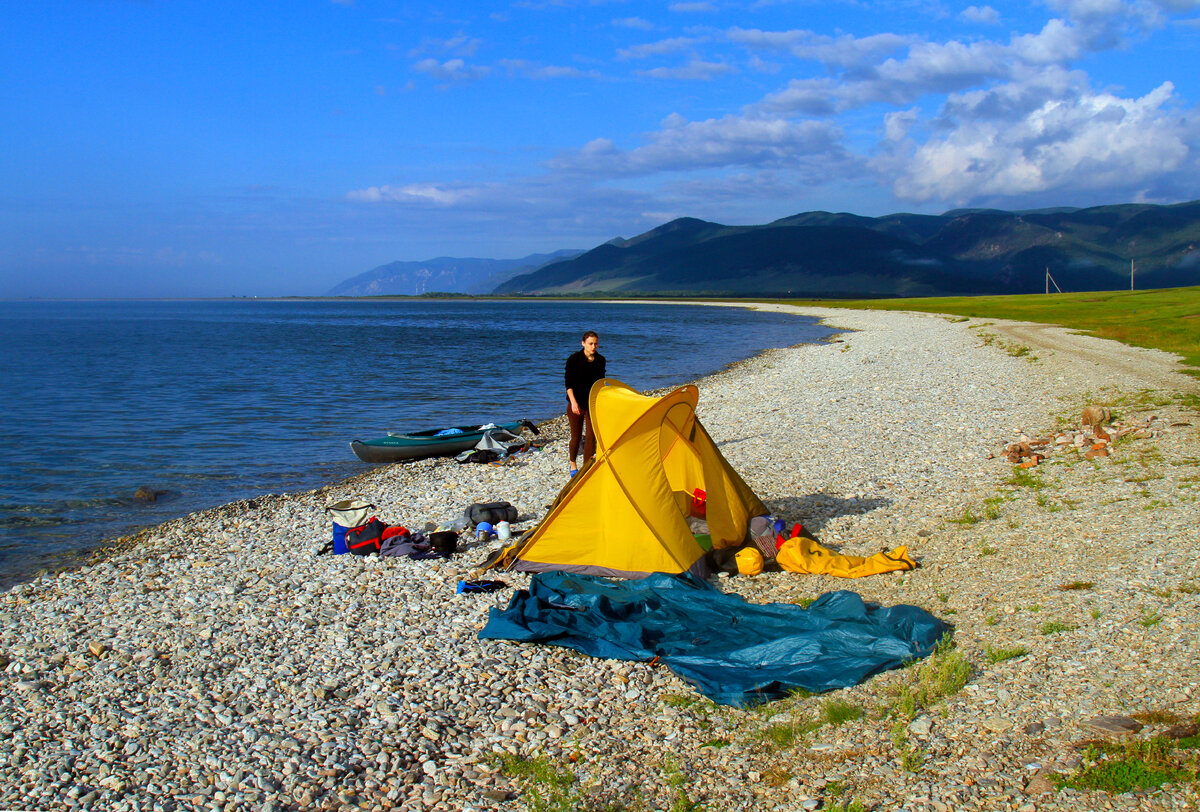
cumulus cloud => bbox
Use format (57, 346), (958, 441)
(546, 112), (851, 178)
(754, 20), (1093, 115)
(346, 184), (477, 205)
(412, 58), (491, 82)
(636, 59), (734, 80)
(408, 34), (483, 58)
(960, 5), (1000, 24)
(613, 17), (655, 30)
(617, 37), (700, 60)
(889, 76), (1194, 204)
(499, 59), (600, 79)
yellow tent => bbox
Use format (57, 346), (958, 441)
(488, 378), (768, 579)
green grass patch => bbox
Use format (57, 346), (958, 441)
(1052, 738), (1200, 794)
(1139, 611), (1163, 628)
(822, 699), (865, 726)
(948, 507), (981, 525)
(497, 753), (579, 812)
(826, 800), (869, 812)
(1059, 581), (1094, 591)
(979, 544), (998, 556)
(886, 636), (973, 722)
(1002, 467), (1047, 489)
(985, 645), (1028, 663)
(1040, 620), (1078, 635)
(776, 286), (1200, 376)
(663, 757), (703, 812)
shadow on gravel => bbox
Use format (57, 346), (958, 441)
(764, 493), (892, 538)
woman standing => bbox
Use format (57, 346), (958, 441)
(564, 330), (606, 475)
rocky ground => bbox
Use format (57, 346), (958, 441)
(2, 306), (1198, 812)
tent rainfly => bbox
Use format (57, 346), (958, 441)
(485, 378), (768, 579)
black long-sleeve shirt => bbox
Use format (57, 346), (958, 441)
(564, 349), (607, 409)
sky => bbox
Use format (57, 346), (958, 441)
(3, 0), (1200, 298)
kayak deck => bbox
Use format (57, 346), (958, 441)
(351, 420), (530, 463)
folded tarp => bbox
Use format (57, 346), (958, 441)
(480, 571), (949, 707)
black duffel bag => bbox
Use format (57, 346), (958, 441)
(345, 518), (389, 555)
(467, 501), (518, 526)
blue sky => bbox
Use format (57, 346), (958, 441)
(3, 0), (1199, 297)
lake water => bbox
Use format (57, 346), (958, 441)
(0, 299), (837, 588)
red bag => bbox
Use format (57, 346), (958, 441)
(345, 518), (389, 555)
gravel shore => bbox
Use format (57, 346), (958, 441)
(3, 305), (1199, 812)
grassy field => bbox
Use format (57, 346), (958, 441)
(775, 285), (1200, 377)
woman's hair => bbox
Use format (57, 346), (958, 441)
(582, 330), (599, 341)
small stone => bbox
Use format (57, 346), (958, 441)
(1164, 722), (1200, 740)
(1081, 715), (1143, 735)
(483, 789), (509, 802)
(982, 717), (1012, 732)
(1024, 721), (1045, 735)
(1024, 770), (1055, 796)
(87, 642), (108, 658)
(908, 717), (933, 737)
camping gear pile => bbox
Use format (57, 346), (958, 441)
(322, 499), (521, 560)
(471, 377), (946, 705)
(330, 378), (945, 706)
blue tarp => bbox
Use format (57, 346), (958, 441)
(480, 571), (949, 707)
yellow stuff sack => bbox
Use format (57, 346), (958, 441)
(734, 546), (764, 576)
(776, 537), (915, 578)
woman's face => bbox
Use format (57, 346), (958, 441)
(581, 335), (599, 359)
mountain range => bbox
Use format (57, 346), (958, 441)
(497, 200), (1200, 297)
(326, 250), (583, 296)
(328, 200), (1200, 298)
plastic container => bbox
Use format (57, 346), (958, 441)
(495, 521), (511, 541)
(476, 521), (494, 541)
(331, 524), (349, 555)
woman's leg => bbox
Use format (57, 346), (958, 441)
(582, 410), (596, 463)
(567, 408), (584, 469)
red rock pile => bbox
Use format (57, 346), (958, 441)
(990, 406), (1159, 467)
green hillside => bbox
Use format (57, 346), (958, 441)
(496, 200), (1200, 297)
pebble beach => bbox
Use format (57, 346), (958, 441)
(3, 305), (1199, 812)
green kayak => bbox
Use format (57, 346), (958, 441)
(350, 420), (536, 463)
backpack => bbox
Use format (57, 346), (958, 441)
(467, 501), (518, 527)
(345, 518), (389, 555)
(324, 499), (376, 555)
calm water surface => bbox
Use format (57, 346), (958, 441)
(0, 299), (837, 588)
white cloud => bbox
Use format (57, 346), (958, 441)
(617, 37), (700, 60)
(613, 17), (655, 30)
(890, 77), (1194, 204)
(408, 34), (483, 58)
(547, 112), (851, 177)
(960, 5), (1000, 24)
(755, 20), (1093, 115)
(636, 59), (734, 80)
(499, 59), (601, 79)
(346, 184), (477, 205)
(412, 58), (491, 82)
(670, 2), (718, 11)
